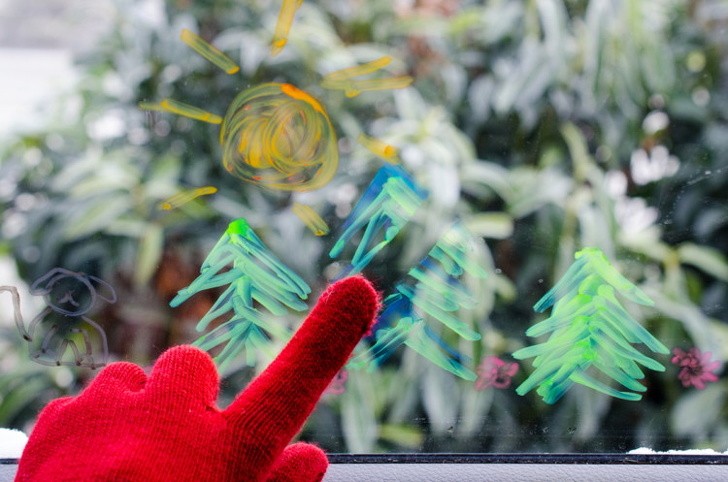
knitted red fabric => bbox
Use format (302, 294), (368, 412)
(16, 276), (380, 482)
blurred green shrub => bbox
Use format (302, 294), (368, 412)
(1, 0), (727, 452)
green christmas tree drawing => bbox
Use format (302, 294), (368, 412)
(170, 219), (310, 370)
(348, 223), (487, 380)
(513, 248), (669, 404)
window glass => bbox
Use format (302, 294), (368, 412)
(1, 0), (727, 455)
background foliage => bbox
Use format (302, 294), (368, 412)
(1, 0), (727, 453)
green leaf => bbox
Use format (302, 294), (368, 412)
(561, 123), (594, 180)
(63, 195), (133, 240)
(678, 243), (728, 282)
(70, 163), (138, 197)
(50, 152), (100, 192)
(387, 350), (424, 423)
(460, 161), (511, 200)
(341, 370), (379, 452)
(464, 212), (514, 239)
(672, 384), (726, 439)
(507, 168), (572, 217)
(134, 223), (164, 287)
(650, 291), (726, 358)
(106, 219), (152, 238)
(421, 361), (460, 434)
(572, 385), (612, 441)
(457, 389), (494, 439)
(378, 423), (424, 449)
(0, 376), (52, 424)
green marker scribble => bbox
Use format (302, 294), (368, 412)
(170, 219), (310, 370)
(513, 247), (667, 404)
(226, 218), (251, 236)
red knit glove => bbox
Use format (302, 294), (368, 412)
(16, 276), (380, 482)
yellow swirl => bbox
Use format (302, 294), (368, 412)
(219, 83), (339, 191)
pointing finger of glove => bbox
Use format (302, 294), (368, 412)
(145, 345), (219, 408)
(225, 276), (380, 475)
(264, 443), (328, 482)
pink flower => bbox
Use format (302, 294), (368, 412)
(475, 356), (519, 391)
(671, 347), (721, 390)
(324, 369), (348, 396)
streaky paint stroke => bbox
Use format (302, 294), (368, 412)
(292, 202), (329, 236)
(358, 133), (399, 163)
(513, 247), (668, 404)
(270, 0), (304, 56)
(170, 219), (310, 370)
(160, 186), (218, 211)
(180, 28), (240, 74)
(322, 56), (413, 97)
(140, 99), (223, 124)
(348, 223), (487, 381)
(329, 165), (426, 277)
(220, 83), (338, 191)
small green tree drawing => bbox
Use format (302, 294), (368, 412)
(348, 223), (487, 380)
(513, 247), (669, 404)
(170, 219), (310, 370)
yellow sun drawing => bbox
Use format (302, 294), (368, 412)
(142, 1), (412, 220)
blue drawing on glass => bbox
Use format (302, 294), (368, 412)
(348, 223), (487, 380)
(329, 165), (427, 277)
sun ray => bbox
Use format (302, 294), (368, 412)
(159, 186), (218, 211)
(271, 0), (304, 56)
(321, 55), (412, 97)
(323, 56), (393, 82)
(291, 202), (329, 236)
(357, 133), (399, 163)
(322, 75), (413, 97)
(140, 99), (223, 124)
(180, 28), (240, 75)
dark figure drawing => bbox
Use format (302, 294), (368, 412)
(2, 268), (116, 369)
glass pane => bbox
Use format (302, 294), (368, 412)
(1, 0), (726, 456)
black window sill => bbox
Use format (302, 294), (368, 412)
(4, 454), (728, 481)
(329, 453), (728, 465)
